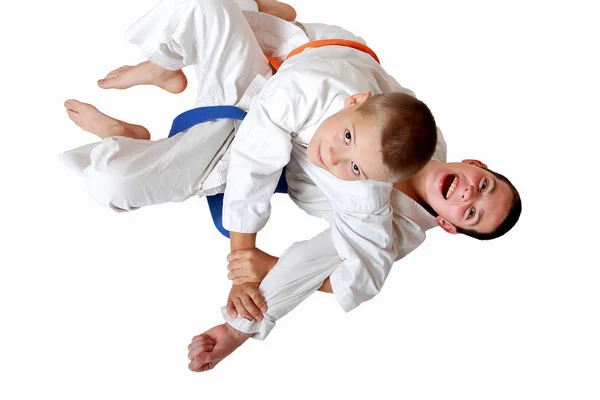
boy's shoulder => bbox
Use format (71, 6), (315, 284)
(297, 156), (393, 214)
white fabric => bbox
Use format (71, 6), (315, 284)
(224, 133), (447, 337)
(221, 28), (414, 232)
(222, 15), (436, 312)
(222, 229), (342, 340)
(224, 188), (444, 340)
(59, 0), (274, 210)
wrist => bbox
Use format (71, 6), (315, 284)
(266, 256), (279, 273)
(225, 323), (252, 340)
(230, 232), (257, 251)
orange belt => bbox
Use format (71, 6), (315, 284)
(265, 39), (380, 72)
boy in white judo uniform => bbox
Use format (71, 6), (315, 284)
(62, 0), (440, 318)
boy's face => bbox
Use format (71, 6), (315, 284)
(425, 160), (514, 235)
(307, 91), (392, 182)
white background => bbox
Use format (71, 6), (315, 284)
(1, 0), (598, 399)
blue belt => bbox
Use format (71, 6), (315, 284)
(168, 105), (288, 238)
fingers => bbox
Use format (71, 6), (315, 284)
(227, 250), (246, 262)
(233, 297), (253, 321)
(228, 284), (266, 321)
(227, 260), (242, 272)
(227, 261), (249, 285)
(232, 277), (249, 285)
(189, 334), (215, 346)
(227, 268), (246, 280)
(248, 290), (268, 313)
(187, 334), (219, 372)
(188, 338), (215, 360)
(227, 300), (237, 318)
(227, 262), (259, 284)
(188, 354), (216, 372)
(241, 294), (263, 322)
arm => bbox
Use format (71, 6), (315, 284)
(222, 80), (295, 236)
(327, 198), (396, 312)
(292, 148), (397, 312)
(222, 229), (342, 339)
(223, 199), (430, 340)
(229, 232), (256, 252)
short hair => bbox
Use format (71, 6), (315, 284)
(357, 92), (438, 180)
(422, 168), (522, 240)
(457, 168), (522, 240)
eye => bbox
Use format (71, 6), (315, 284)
(351, 162), (361, 176)
(480, 179), (488, 192)
(344, 130), (351, 144)
(467, 206), (476, 220)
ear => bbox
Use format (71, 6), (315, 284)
(344, 90), (372, 108)
(435, 216), (458, 235)
(462, 159), (488, 169)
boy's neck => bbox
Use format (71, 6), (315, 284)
(397, 160), (439, 205)
(392, 180), (419, 203)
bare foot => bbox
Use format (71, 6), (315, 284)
(97, 61), (187, 94)
(187, 323), (250, 372)
(256, 0), (297, 21)
(64, 99), (151, 140)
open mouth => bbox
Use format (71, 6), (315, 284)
(441, 175), (458, 199)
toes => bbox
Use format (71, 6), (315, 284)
(66, 109), (77, 119)
(64, 99), (78, 110)
(105, 66), (127, 78)
(98, 75), (118, 88)
(65, 99), (85, 111)
(106, 71), (120, 79)
(98, 66), (129, 88)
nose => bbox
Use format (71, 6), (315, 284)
(462, 185), (475, 202)
(327, 145), (341, 166)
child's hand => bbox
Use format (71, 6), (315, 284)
(187, 323), (250, 372)
(226, 283), (267, 322)
(226, 248), (279, 285)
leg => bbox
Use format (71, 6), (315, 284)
(61, 1), (295, 210)
(64, 0), (270, 209)
(103, 0), (273, 108)
(60, 115), (235, 211)
(97, 0), (297, 93)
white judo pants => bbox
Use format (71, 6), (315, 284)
(59, 0), (272, 211)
